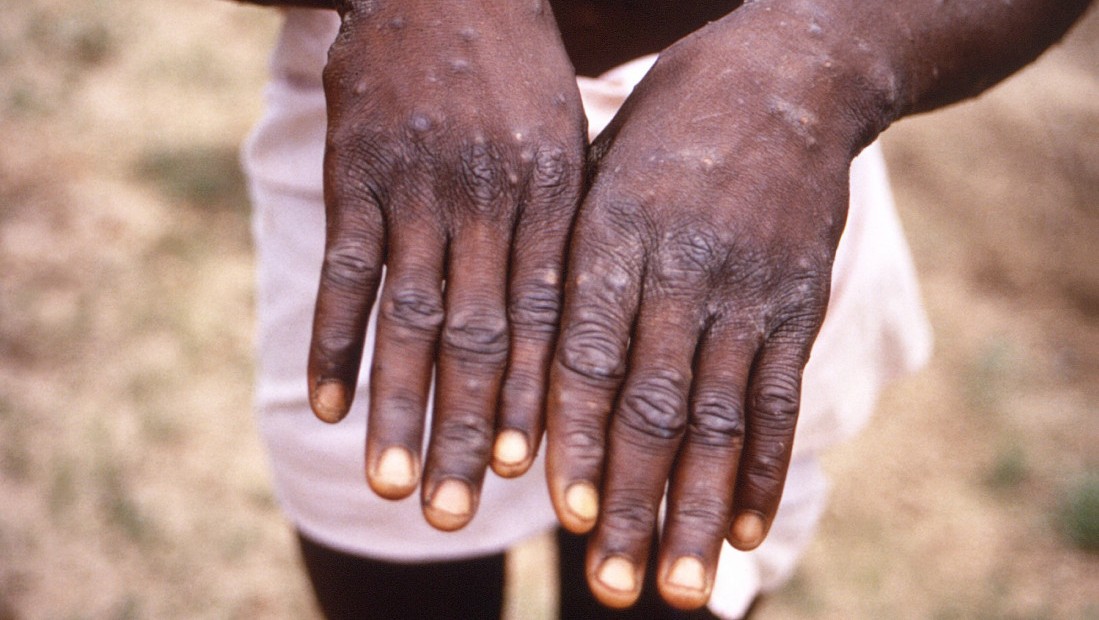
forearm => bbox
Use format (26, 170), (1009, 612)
(807, 0), (1093, 125)
(696, 0), (1092, 152)
(852, 0), (1090, 115)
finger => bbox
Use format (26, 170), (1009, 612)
(364, 217), (447, 501)
(546, 217), (643, 534)
(728, 327), (815, 551)
(657, 323), (758, 610)
(494, 146), (582, 478)
(586, 299), (700, 609)
(421, 222), (511, 532)
(307, 184), (386, 424)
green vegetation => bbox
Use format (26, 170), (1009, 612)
(1059, 473), (1099, 553)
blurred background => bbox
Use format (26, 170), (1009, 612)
(0, 0), (1096, 618)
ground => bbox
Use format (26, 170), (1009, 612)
(0, 1), (1096, 618)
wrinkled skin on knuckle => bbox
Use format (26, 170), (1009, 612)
(321, 234), (384, 295)
(563, 421), (606, 454)
(598, 195), (659, 245)
(441, 307), (509, 364)
(688, 390), (747, 447)
(556, 422), (607, 476)
(432, 413), (493, 465)
(325, 128), (401, 210)
(557, 321), (626, 384)
(750, 371), (802, 430)
(549, 375), (610, 453)
(525, 143), (583, 211)
(617, 368), (690, 442)
(765, 270), (831, 338)
(454, 140), (512, 217)
(665, 224), (724, 275)
(381, 284), (445, 337)
(646, 225), (739, 302)
(531, 145), (571, 192)
(698, 240), (833, 341)
(314, 327), (363, 366)
(500, 367), (541, 404)
(739, 450), (788, 500)
(602, 488), (661, 536)
(326, 115), (389, 161)
(373, 387), (424, 420)
(670, 495), (731, 534)
(707, 234), (790, 295)
(572, 249), (641, 304)
(509, 276), (561, 336)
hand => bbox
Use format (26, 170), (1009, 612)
(544, 4), (888, 609)
(308, 0), (586, 531)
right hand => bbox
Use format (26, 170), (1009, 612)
(307, 0), (587, 532)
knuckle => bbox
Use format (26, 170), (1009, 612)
(441, 308), (509, 363)
(767, 315), (825, 354)
(689, 389), (747, 446)
(321, 236), (383, 293)
(433, 414), (493, 459)
(532, 145), (569, 189)
(673, 495), (731, 530)
(603, 491), (659, 534)
(327, 122), (385, 165)
(713, 247), (780, 296)
(557, 321), (626, 384)
(563, 424), (605, 453)
(741, 456), (787, 498)
(772, 308), (824, 339)
(509, 276), (561, 335)
(617, 368), (690, 441)
(373, 388), (424, 418)
(326, 136), (397, 203)
(773, 271), (830, 318)
(656, 225), (724, 284)
(457, 141), (509, 215)
(503, 360), (541, 388)
(554, 420), (607, 474)
(381, 284), (445, 335)
(750, 372), (801, 427)
(572, 261), (638, 309)
(597, 196), (650, 240)
(528, 144), (581, 205)
(314, 328), (362, 361)
(500, 369), (541, 409)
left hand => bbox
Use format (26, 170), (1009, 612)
(544, 3), (889, 609)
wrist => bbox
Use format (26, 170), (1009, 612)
(697, 0), (903, 155)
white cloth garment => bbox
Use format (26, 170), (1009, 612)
(243, 9), (932, 618)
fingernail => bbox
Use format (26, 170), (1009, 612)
(427, 479), (473, 530)
(666, 556), (706, 592)
(597, 556), (638, 593)
(732, 512), (766, 549)
(493, 430), (529, 467)
(565, 482), (599, 523)
(312, 381), (346, 422)
(372, 446), (415, 493)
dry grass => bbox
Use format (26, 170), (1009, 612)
(1, 1), (1096, 618)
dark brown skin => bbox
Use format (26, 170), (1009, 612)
(309, 0), (587, 531)
(237, 0), (1093, 610)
